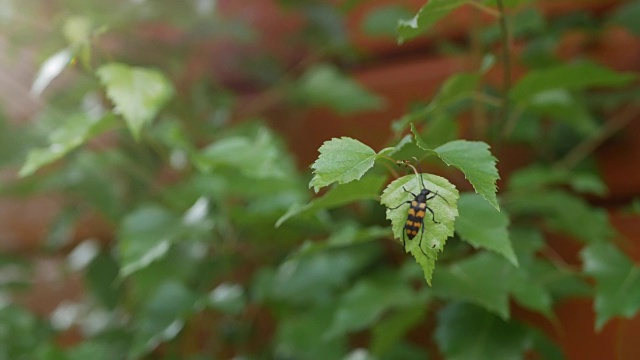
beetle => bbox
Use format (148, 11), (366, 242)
(388, 159), (448, 256)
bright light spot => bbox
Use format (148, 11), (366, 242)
(67, 239), (100, 271)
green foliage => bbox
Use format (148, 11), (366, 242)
(295, 64), (384, 114)
(97, 63), (174, 140)
(20, 113), (116, 177)
(456, 193), (516, 265)
(394, 73), (480, 132)
(581, 242), (640, 330)
(310, 137), (394, 191)
(3, 0), (640, 359)
(511, 61), (636, 103)
(428, 140), (501, 210)
(397, 0), (467, 44)
(435, 303), (539, 360)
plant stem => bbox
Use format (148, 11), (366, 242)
(496, 0), (511, 135)
(553, 104), (640, 170)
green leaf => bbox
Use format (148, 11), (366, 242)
(530, 329), (565, 360)
(269, 246), (377, 306)
(525, 89), (598, 135)
(97, 63), (174, 140)
(609, 1), (640, 35)
(432, 253), (512, 319)
(292, 225), (390, 257)
(296, 64), (383, 114)
(371, 303), (427, 357)
(85, 252), (121, 309)
(581, 242), (640, 330)
(456, 193), (517, 266)
(397, 0), (467, 44)
(310, 137), (385, 191)
(508, 164), (607, 196)
(129, 281), (195, 358)
(117, 204), (212, 277)
(325, 275), (421, 338)
(361, 5), (413, 37)
(435, 303), (530, 360)
(118, 206), (179, 278)
(277, 175), (386, 227)
(207, 283), (246, 315)
(394, 73), (480, 132)
(416, 113), (459, 149)
(276, 305), (346, 360)
(197, 127), (288, 179)
(508, 190), (614, 243)
(509, 265), (554, 318)
(20, 113), (116, 177)
(380, 174), (459, 285)
(429, 140), (500, 210)
(511, 62), (636, 103)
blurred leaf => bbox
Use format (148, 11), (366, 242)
(45, 207), (78, 250)
(97, 63), (174, 140)
(118, 204), (212, 277)
(310, 137), (392, 191)
(432, 253), (512, 319)
(269, 246), (378, 306)
(456, 193), (517, 266)
(508, 164), (607, 196)
(508, 190), (614, 243)
(277, 175), (386, 227)
(581, 242), (640, 330)
(197, 127), (288, 179)
(19, 113), (116, 177)
(31, 48), (72, 95)
(292, 225), (390, 257)
(361, 5), (413, 37)
(118, 206), (180, 278)
(325, 274), (423, 338)
(371, 303), (427, 357)
(62, 16), (93, 46)
(418, 114), (458, 149)
(0, 305), (54, 358)
(532, 260), (592, 300)
(296, 64), (383, 114)
(509, 265), (554, 318)
(65, 151), (126, 220)
(129, 281), (195, 358)
(394, 73), (480, 132)
(511, 62), (635, 103)
(609, 1), (640, 35)
(66, 341), (121, 360)
(428, 140), (500, 210)
(381, 174), (459, 285)
(526, 90), (597, 135)
(397, 0), (467, 44)
(530, 329), (565, 360)
(85, 252), (121, 309)
(276, 305), (346, 360)
(435, 303), (530, 360)
(207, 283), (246, 315)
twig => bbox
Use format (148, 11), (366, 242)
(553, 104), (640, 171)
(468, 1), (501, 18)
(496, 0), (512, 133)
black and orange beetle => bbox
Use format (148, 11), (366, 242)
(388, 159), (448, 256)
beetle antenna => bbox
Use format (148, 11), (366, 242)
(411, 157), (427, 191)
(399, 158), (449, 204)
